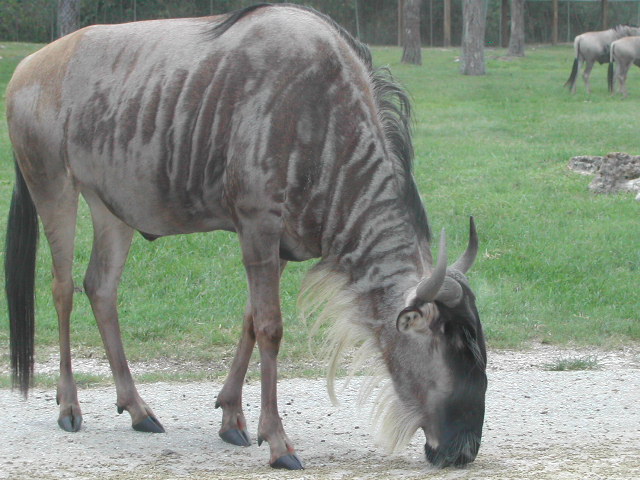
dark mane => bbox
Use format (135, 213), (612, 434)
(209, 3), (430, 242)
(209, 3), (272, 39)
(613, 24), (638, 35)
(613, 25), (626, 35)
(370, 66), (430, 242)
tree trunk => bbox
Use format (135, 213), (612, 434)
(401, 0), (422, 65)
(443, 0), (451, 47)
(57, 0), (80, 38)
(507, 0), (525, 57)
(551, 0), (558, 45)
(501, 0), (509, 48)
(398, 0), (404, 45)
(601, 0), (609, 29)
(461, 0), (487, 75)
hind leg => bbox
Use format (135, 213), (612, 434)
(583, 61), (595, 94)
(618, 62), (631, 98)
(34, 186), (82, 431)
(571, 58), (583, 94)
(615, 62), (623, 96)
(82, 191), (163, 433)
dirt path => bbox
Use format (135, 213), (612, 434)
(1, 346), (639, 480)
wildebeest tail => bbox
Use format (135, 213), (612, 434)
(565, 40), (580, 89)
(607, 62), (615, 92)
(5, 158), (39, 397)
(564, 58), (578, 89)
(608, 44), (616, 93)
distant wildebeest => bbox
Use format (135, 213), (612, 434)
(5, 3), (487, 471)
(608, 36), (640, 97)
(565, 25), (640, 93)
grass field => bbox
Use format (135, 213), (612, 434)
(0, 42), (638, 384)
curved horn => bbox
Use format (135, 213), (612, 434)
(450, 216), (478, 274)
(415, 229), (447, 302)
(434, 276), (464, 307)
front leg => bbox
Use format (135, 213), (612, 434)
(238, 228), (303, 470)
(216, 261), (287, 448)
(215, 303), (255, 447)
(255, 329), (303, 470)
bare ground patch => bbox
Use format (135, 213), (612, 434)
(1, 345), (639, 480)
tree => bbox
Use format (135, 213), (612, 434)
(501, 0), (509, 47)
(551, 0), (559, 45)
(507, 0), (525, 57)
(460, 0), (487, 75)
(401, 0), (422, 65)
(57, 0), (79, 38)
(443, 0), (451, 47)
(601, 0), (609, 29)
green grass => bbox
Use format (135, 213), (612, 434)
(0, 42), (638, 384)
(374, 45), (639, 348)
(544, 355), (601, 371)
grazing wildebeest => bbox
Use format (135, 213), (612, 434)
(5, 3), (487, 470)
(565, 25), (640, 93)
(608, 36), (640, 97)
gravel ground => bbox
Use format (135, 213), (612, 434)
(1, 346), (639, 480)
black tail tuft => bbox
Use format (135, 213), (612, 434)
(5, 160), (39, 397)
(565, 58), (578, 89)
(608, 61), (615, 93)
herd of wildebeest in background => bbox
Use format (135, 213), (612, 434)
(566, 24), (640, 97)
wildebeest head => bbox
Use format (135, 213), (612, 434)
(388, 218), (487, 467)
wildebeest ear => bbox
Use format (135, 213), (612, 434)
(396, 307), (428, 334)
(397, 302), (444, 335)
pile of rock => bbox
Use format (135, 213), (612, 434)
(568, 152), (640, 200)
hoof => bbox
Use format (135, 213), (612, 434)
(58, 415), (83, 432)
(132, 416), (165, 433)
(270, 453), (304, 470)
(219, 428), (251, 447)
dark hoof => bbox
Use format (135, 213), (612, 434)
(58, 415), (83, 432)
(270, 453), (304, 470)
(133, 416), (165, 433)
(219, 428), (251, 447)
